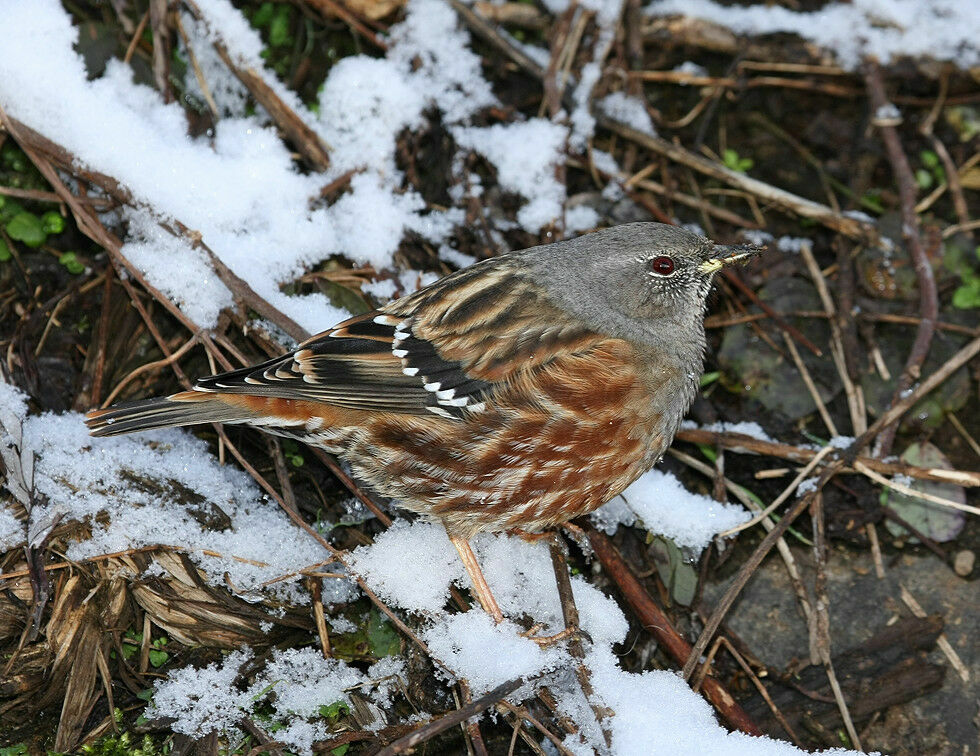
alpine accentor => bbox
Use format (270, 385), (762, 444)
(87, 222), (758, 621)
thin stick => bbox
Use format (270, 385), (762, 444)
(863, 61), (938, 456)
(548, 535), (612, 748)
(810, 492), (862, 749)
(866, 523), (885, 579)
(674, 428), (980, 488)
(855, 461), (980, 516)
(783, 333), (837, 437)
(377, 678), (524, 756)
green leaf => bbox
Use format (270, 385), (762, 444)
(696, 443), (717, 463)
(331, 745), (350, 756)
(952, 280), (980, 309)
(269, 5), (292, 47)
(883, 442), (966, 543)
(319, 700), (350, 719)
(0, 198), (22, 224)
(136, 688), (155, 701)
(915, 168), (933, 189)
(367, 608), (401, 657)
(41, 210), (65, 234)
(0, 744), (30, 756)
(6, 211), (46, 247)
(0, 239), (11, 262)
(59, 251), (85, 274)
(148, 649), (169, 668)
(699, 371), (720, 388)
(920, 150), (939, 169)
(252, 2), (275, 26)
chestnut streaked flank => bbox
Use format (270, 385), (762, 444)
(87, 222), (760, 623)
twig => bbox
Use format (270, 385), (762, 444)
(799, 242), (866, 434)
(548, 535), (612, 749)
(865, 523), (885, 579)
(305, 0), (389, 52)
(149, 0), (173, 102)
(855, 461), (980, 516)
(863, 61), (938, 457)
(670, 447), (815, 624)
(674, 428), (980, 488)
(718, 445), (834, 537)
(101, 333), (201, 407)
(377, 678), (524, 755)
(783, 333), (837, 436)
(810, 492), (862, 749)
(599, 118), (879, 242)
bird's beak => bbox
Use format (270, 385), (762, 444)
(698, 243), (764, 274)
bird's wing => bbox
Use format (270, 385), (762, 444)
(195, 259), (599, 419)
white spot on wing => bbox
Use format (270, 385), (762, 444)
(424, 382), (441, 392)
(392, 349), (408, 358)
(402, 367), (419, 376)
(426, 406), (455, 419)
(435, 388), (455, 400)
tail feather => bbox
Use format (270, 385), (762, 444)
(85, 391), (254, 437)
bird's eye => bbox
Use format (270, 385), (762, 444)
(649, 256), (675, 275)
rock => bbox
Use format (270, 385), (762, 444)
(953, 549), (975, 577)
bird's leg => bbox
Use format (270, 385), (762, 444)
(449, 534), (505, 624)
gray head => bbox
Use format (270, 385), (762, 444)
(521, 222), (760, 347)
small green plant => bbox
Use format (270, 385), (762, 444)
(859, 188), (885, 213)
(120, 630), (170, 668)
(915, 149), (946, 190)
(722, 148), (753, 174)
(78, 709), (162, 755)
(0, 197), (70, 253)
(944, 243), (980, 309)
(282, 439), (305, 467)
(59, 251), (85, 275)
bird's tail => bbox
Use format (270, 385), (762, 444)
(85, 391), (255, 437)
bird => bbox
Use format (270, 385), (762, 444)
(86, 222), (759, 623)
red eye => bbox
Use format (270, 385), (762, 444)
(650, 256), (675, 275)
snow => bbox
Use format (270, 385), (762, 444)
(646, 0), (980, 71)
(597, 92), (657, 136)
(0, 0), (492, 335)
(592, 470), (750, 549)
(148, 646), (400, 754)
(454, 119), (570, 232)
(0, 384), (345, 603)
(422, 611), (564, 693)
(682, 419), (775, 443)
(0, 507), (22, 552)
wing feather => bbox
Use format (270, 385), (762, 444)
(193, 258), (602, 418)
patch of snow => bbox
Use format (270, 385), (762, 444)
(597, 92), (656, 136)
(454, 119), (570, 232)
(615, 470), (750, 550)
(646, 0), (980, 70)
